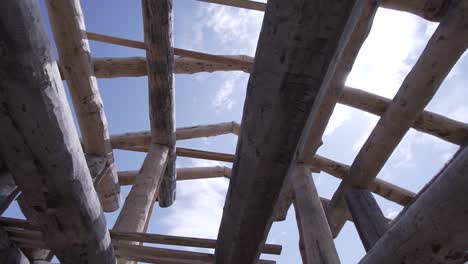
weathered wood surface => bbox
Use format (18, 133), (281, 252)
(46, 0), (121, 212)
(345, 188), (389, 252)
(17, 196), (52, 264)
(118, 166), (231, 185)
(113, 145), (168, 238)
(142, 0), (177, 207)
(111, 122), (239, 150)
(85, 31), (253, 69)
(88, 56), (252, 77)
(327, 0), (468, 237)
(274, 0), (379, 229)
(340, 87), (468, 145)
(0, 0), (115, 262)
(196, 0), (450, 21)
(360, 145), (468, 264)
(1, 217), (281, 256)
(292, 165), (339, 264)
(215, 0), (363, 262)
(0, 226), (30, 264)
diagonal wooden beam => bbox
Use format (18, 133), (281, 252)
(360, 144), (468, 263)
(292, 165), (340, 264)
(0, 0), (115, 262)
(214, 0), (372, 262)
(345, 188), (389, 252)
(326, 0), (468, 238)
(46, 0), (121, 212)
(195, 0), (451, 21)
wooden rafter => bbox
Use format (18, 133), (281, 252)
(0, 0), (115, 262)
(326, 0), (468, 237)
(46, 0), (121, 212)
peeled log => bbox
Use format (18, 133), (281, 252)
(360, 145), (468, 263)
(0, 0), (115, 262)
(46, 0), (120, 212)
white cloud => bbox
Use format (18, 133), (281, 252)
(324, 105), (353, 135)
(213, 80), (235, 111)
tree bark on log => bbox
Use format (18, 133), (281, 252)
(46, 0), (121, 212)
(326, 0), (468, 237)
(292, 165), (340, 264)
(0, 0), (115, 262)
(359, 145), (468, 264)
(214, 0), (365, 262)
(141, 0), (177, 208)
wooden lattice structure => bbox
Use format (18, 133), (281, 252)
(0, 0), (467, 263)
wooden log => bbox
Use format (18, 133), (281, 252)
(215, 0), (365, 262)
(46, 0), (120, 212)
(196, 0), (266, 11)
(0, 0), (115, 262)
(345, 188), (389, 252)
(340, 87), (468, 146)
(0, 226), (30, 264)
(141, 0), (177, 208)
(195, 0), (450, 21)
(327, 0), (468, 237)
(89, 56), (251, 78)
(1, 218), (281, 256)
(85, 31), (253, 69)
(17, 196), (52, 264)
(110, 122), (239, 150)
(118, 166), (231, 186)
(292, 165), (339, 264)
(306, 155), (416, 206)
(176, 148), (235, 162)
(360, 145), (468, 263)
(113, 144), (168, 238)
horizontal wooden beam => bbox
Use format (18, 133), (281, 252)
(118, 166), (231, 185)
(1, 220), (281, 256)
(195, 0), (266, 11)
(340, 87), (468, 146)
(110, 122), (240, 150)
(85, 31), (253, 68)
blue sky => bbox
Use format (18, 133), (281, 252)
(5, 1), (468, 263)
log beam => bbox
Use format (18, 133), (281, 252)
(110, 122), (240, 150)
(0, 0), (115, 262)
(292, 165), (339, 264)
(326, 0), (468, 237)
(142, 0), (177, 207)
(0, 227), (30, 264)
(345, 188), (389, 252)
(360, 145), (468, 263)
(118, 166), (231, 185)
(46, 0), (121, 212)
(214, 0), (365, 262)
(113, 145), (168, 238)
